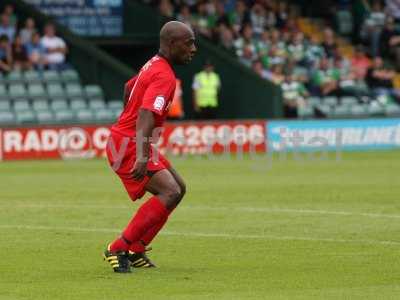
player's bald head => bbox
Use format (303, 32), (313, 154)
(160, 21), (193, 44)
(159, 21), (196, 65)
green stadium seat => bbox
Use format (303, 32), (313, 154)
(32, 99), (49, 111)
(36, 110), (54, 124)
(308, 97), (322, 107)
(0, 100), (10, 111)
(0, 84), (6, 95)
(66, 83), (84, 98)
(9, 84), (27, 99)
(385, 103), (400, 116)
(0, 72), (4, 83)
(316, 104), (331, 116)
(323, 96), (338, 106)
(43, 70), (61, 83)
(6, 70), (23, 84)
(13, 99), (31, 111)
(24, 70), (42, 83)
(54, 109), (75, 123)
(368, 102), (384, 116)
(70, 98), (87, 110)
(76, 109), (94, 123)
(351, 104), (368, 116)
(47, 83), (65, 99)
(108, 100), (123, 110)
(298, 105), (314, 118)
(84, 85), (103, 99)
(15, 111), (36, 124)
(89, 99), (106, 109)
(95, 109), (114, 121)
(28, 83), (47, 99)
(0, 111), (15, 124)
(113, 108), (122, 118)
(341, 96), (358, 106)
(61, 69), (79, 83)
(332, 105), (351, 117)
(51, 99), (69, 110)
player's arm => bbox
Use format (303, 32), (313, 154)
(131, 109), (155, 180)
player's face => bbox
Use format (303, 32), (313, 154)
(172, 32), (196, 65)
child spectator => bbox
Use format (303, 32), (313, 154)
(26, 32), (46, 70)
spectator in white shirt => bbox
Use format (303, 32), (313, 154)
(40, 23), (68, 70)
(0, 14), (15, 42)
(20, 18), (37, 45)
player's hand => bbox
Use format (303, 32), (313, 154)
(131, 159), (148, 181)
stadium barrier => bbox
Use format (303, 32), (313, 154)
(0, 120), (266, 161)
(1, 118), (399, 161)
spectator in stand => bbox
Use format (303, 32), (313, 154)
(311, 57), (341, 96)
(282, 73), (309, 118)
(0, 34), (12, 73)
(12, 35), (30, 70)
(218, 23), (235, 52)
(379, 17), (400, 70)
(252, 59), (269, 79)
(351, 45), (371, 80)
(321, 28), (337, 58)
(228, 0), (250, 35)
(0, 14), (15, 42)
(26, 32), (46, 70)
(3, 4), (17, 27)
(234, 24), (256, 58)
(177, 5), (193, 26)
(385, 0), (400, 22)
(287, 32), (306, 65)
(19, 18), (37, 45)
(362, 0), (386, 56)
(159, 0), (174, 19)
(366, 56), (399, 102)
(193, 1), (213, 38)
(266, 63), (285, 85)
(250, 3), (267, 37)
(40, 23), (68, 71)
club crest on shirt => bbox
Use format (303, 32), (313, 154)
(154, 96), (165, 111)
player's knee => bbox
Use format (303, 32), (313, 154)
(164, 184), (182, 205)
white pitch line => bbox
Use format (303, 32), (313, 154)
(0, 224), (399, 247)
(2, 203), (400, 220)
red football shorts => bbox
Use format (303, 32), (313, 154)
(106, 131), (171, 201)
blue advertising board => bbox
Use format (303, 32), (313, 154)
(267, 119), (400, 151)
(25, 0), (122, 36)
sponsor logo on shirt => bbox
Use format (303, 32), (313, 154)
(154, 96), (165, 111)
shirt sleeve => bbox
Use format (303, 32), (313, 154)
(141, 72), (175, 116)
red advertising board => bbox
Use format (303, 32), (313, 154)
(0, 121), (266, 161)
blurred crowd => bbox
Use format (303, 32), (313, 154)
(144, 0), (400, 117)
(0, 4), (68, 73)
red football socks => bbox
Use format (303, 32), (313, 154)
(110, 196), (168, 252)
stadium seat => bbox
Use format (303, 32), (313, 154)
(61, 69), (79, 83)
(113, 108), (122, 118)
(323, 96), (338, 106)
(108, 100), (123, 110)
(308, 97), (322, 107)
(0, 84), (6, 95)
(28, 84), (47, 99)
(385, 103), (400, 116)
(47, 83), (65, 99)
(6, 70), (23, 84)
(368, 102), (384, 116)
(8, 84), (27, 99)
(89, 99), (106, 109)
(65, 83), (84, 98)
(84, 85), (103, 99)
(15, 111), (36, 124)
(0, 100), (10, 111)
(332, 105), (350, 118)
(70, 98), (87, 110)
(54, 109), (75, 123)
(76, 109), (94, 123)
(316, 104), (331, 116)
(341, 96), (358, 106)
(0, 111), (15, 124)
(51, 99), (69, 110)
(24, 70), (42, 83)
(36, 110), (54, 124)
(43, 70), (61, 83)
(32, 99), (50, 111)
(350, 104), (368, 116)
(298, 105), (314, 118)
(95, 109), (114, 121)
(13, 99), (31, 111)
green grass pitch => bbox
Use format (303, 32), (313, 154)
(1, 151), (400, 299)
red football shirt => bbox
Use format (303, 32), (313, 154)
(111, 55), (176, 138)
